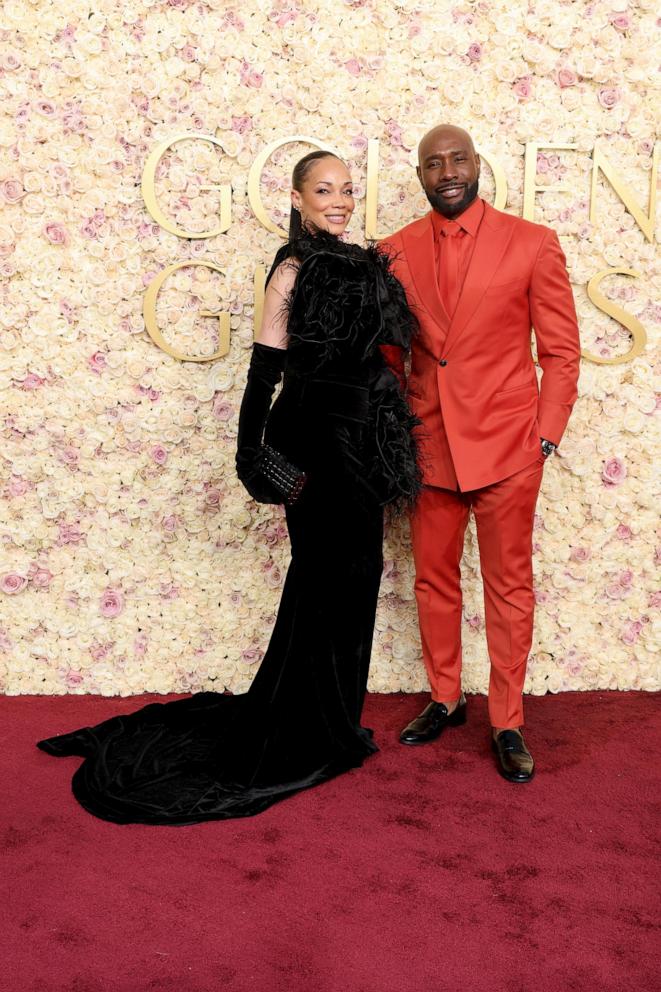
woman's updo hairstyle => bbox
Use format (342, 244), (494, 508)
(288, 150), (341, 240)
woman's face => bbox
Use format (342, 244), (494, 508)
(292, 157), (355, 235)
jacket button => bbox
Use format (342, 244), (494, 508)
(439, 359), (448, 367)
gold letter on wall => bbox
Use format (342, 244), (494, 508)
(253, 265), (266, 339)
(141, 133), (232, 239)
(365, 138), (381, 240)
(583, 268), (647, 365)
(589, 143), (659, 243)
(522, 143), (578, 221)
(247, 135), (339, 237)
(475, 147), (508, 212)
(143, 261), (231, 362)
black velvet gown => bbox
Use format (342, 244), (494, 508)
(37, 233), (420, 824)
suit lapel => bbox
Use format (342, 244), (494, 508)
(442, 203), (515, 356)
(401, 214), (451, 337)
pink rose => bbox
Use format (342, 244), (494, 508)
(570, 546), (591, 563)
(598, 87), (620, 109)
(43, 223), (70, 246)
(31, 568), (53, 589)
(151, 444), (168, 465)
(90, 641), (112, 661)
(223, 11), (244, 30)
(1, 51), (22, 71)
(605, 583), (627, 600)
(88, 351), (107, 373)
(241, 647), (262, 665)
(211, 396), (233, 421)
(21, 373), (45, 390)
(240, 62), (263, 87)
(58, 446), (79, 468)
(648, 591), (661, 609)
(385, 120), (404, 147)
(8, 476), (28, 497)
(60, 299), (76, 322)
(161, 514), (178, 533)
(231, 115), (253, 134)
(265, 564), (282, 589)
(610, 14), (631, 31)
(602, 457), (627, 486)
(344, 58), (361, 77)
(65, 671), (84, 688)
(99, 588), (124, 618)
(536, 153), (550, 174)
(180, 44), (197, 61)
(466, 614), (483, 630)
(274, 11), (297, 27)
(1, 179), (25, 203)
(0, 572), (27, 595)
(616, 524), (632, 540)
(58, 522), (84, 545)
(621, 620), (642, 645)
(467, 43), (482, 61)
(134, 633), (148, 656)
(557, 68), (578, 88)
(513, 77), (532, 100)
(204, 487), (222, 510)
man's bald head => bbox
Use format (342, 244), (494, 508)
(418, 125), (476, 165)
(417, 125), (480, 218)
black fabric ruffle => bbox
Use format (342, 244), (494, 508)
(270, 231), (421, 510)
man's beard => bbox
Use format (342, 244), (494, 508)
(426, 177), (480, 218)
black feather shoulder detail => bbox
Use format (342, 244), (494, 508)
(282, 230), (417, 370)
(269, 230), (421, 509)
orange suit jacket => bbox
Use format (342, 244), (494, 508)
(380, 201), (581, 491)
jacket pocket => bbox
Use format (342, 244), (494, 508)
(484, 276), (530, 295)
(494, 380), (537, 397)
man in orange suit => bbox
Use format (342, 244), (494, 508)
(380, 125), (581, 782)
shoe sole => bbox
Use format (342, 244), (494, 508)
(495, 767), (535, 783)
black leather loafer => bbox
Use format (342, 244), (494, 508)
(399, 696), (467, 745)
(492, 729), (535, 782)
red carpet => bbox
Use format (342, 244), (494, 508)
(2, 691), (660, 992)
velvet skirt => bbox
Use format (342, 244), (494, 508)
(37, 378), (384, 824)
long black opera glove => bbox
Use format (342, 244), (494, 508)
(236, 343), (287, 503)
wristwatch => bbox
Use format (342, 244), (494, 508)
(541, 438), (557, 458)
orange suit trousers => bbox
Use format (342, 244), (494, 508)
(410, 455), (545, 729)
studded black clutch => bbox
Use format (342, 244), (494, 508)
(257, 444), (307, 505)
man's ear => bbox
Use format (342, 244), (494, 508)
(416, 164), (422, 186)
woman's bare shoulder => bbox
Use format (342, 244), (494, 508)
(268, 256), (300, 298)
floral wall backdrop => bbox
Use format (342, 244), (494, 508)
(0, 0), (659, 696)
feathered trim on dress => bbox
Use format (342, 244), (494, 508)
(269, 230), (422, 510)
(282, 230), (417, 364)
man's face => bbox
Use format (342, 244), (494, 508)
(417, 130), (480, 218)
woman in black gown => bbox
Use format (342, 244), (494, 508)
(37, 151), (420, 824)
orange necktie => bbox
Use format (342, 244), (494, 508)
(440, 221), (462, 318)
